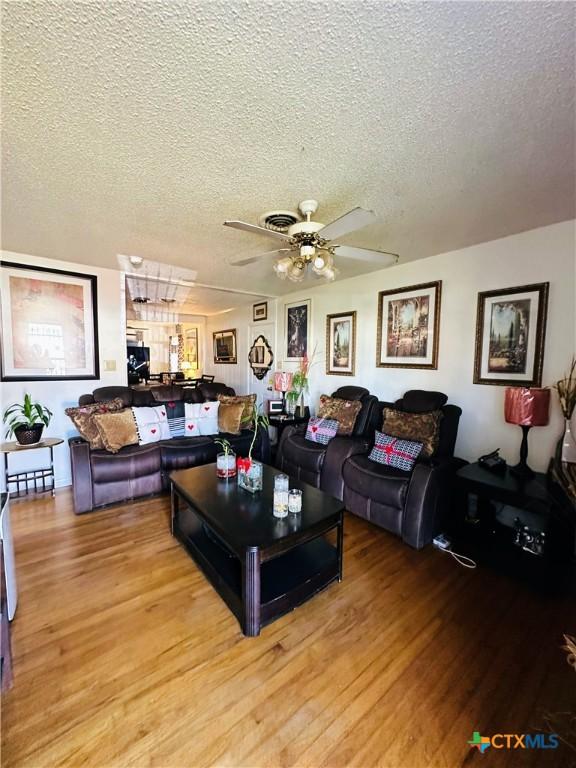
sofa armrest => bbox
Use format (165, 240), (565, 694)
(255, 424), (271, 465)
(321, 436), (371, 501)
(402, 457), (466, 549)
(69, 437), (94, 514)
(276, 423), (305, 466)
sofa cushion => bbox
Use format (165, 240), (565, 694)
(368, 431), (423, 471)
(318, 395), (362, 436)
(343, 454), (410, 509)
(132, 406), (172, 444)
(305, 417), (339, 445)
(218, 394), (256, 428)
(185, 402), (220, 435)
(218, 402), (245, 435)
(401, 390), (448, 413)
(382, 407), (443, 458)
(92, 409), (139, 454)
(282, 434), (326, 475)
(91, 442), (161, 483)
(159, 436), (218, 472)
(200, 382), (235, 401)
(65, 398), (125, 450)
(151, 385), (185, 403)
(92, 387), (134, 407)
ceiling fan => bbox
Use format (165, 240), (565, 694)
(224, 199), (398, 282)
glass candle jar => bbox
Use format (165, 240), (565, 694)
(288, 488), (302, 514)
(273, 473), (289, 518)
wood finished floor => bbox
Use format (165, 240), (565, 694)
(1, 489), (574, 768)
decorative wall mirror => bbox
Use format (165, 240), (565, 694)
(248, 335), (274, 379)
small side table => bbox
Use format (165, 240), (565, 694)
(0, 438), (64, 498)
(454, 462), (575, 583)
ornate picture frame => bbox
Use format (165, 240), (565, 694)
(326, 311), (356, 376)
(0, 261), (100, 381)
(376, 281), (441, 369)
(473, 282), (549, 386)
(213, 329), (237, 364)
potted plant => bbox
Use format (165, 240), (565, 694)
(3, 393), (53, 446)
(214, 438), (236, 478)
(237, 405), (269, 493)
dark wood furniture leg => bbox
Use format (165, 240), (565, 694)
(170, 485), (180, 535)
(337, 512), (344, 582)
(242, 547), (261, 637)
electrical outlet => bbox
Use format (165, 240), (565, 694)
(104, 360), (117, 371)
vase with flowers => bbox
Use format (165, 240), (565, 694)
(287, 350), (315, 417)
(554, 357), (576, 464)
(237, 405), (269, 493)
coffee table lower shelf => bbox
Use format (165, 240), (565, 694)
(173, 508), (341, 636)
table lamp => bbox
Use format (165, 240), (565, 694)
(274, 372), (293, 413)
(504, 387), (550, 480)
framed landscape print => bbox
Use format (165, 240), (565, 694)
(0, 261), (99, 381)
(253, 301), (268, 322)
(473, 282), (549, 386)
(376, 281), (441, 369)
(326, 311), (356, 376)
(285, 299), (311, 361)
(213, 329), (237, 364)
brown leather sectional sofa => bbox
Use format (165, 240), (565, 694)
(69, 383), (270, 514)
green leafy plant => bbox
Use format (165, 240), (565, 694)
(248, 405), (269, 461)
(214, 438), (233, 456)
(3, 393), (53, 438)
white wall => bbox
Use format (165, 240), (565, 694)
(204, 302), (279, 398)
(229, 221), (576, 471)
(1, 250), (127, 489)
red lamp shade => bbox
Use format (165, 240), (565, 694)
(504, 387), (550, 427)
(274, 372), (293, 393)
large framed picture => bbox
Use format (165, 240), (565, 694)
(376, 281), (441, 369)
(473, 282), (549, 387)
(285, 299), (311, 361)
(0, 261), (99, 381)
(326, 311), (356, 376)
(185, 328), (198, 365)
(213, 329), (237, 364)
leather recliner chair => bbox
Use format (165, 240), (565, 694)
(276, 386), (379, 500)
(341, 390), (464, 549)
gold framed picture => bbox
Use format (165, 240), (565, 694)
(326, 311), (356, 376)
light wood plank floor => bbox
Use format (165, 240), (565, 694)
(1, 489), (574, 768)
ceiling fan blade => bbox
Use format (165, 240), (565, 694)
(230, 248), (292, 267)
(319, 207), (377, 241)
(333, 245), (398, 266)
(224, 220), (293, 241)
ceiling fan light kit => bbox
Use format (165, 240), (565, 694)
(225, 199), (399, 282)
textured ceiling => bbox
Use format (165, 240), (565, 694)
(2, 0), (575, 307)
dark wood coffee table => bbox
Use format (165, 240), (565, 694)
(170, 463), (344, 636)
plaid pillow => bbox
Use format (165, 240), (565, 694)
(368, 431), (423, 471)
(305, 417), (339, 445)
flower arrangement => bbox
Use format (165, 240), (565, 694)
(214, 438), (236, 478)
(286, 348), (317, 413)
(554, 357), (576, 419)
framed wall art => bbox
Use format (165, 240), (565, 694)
(285, 299), (311, 361)
(213, 329), (237, 364)
(253, 301), (268, 322)
(326, 311), (356, 376)
(376, 281), (441, 369)
(473, 282), (549, 387)
(185, 328), (199, 365)
(0, 261), (100, 381)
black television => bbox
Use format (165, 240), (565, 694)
(127, 345), (150, 381)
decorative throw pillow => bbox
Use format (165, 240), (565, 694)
(155, 401), (186, 437)
(185, 401), (220, 435)
(305, 417), (339, 445)
(217, 394), (256, 429)
(92, 410), (139, 454)
(131, 406), (171, 444)
(218, 402), (245, 435)
(65, 398), (125, 450)
(317, 395), (362, 436)
(382, 407), (443, 458)
(369, 431), (423, 471)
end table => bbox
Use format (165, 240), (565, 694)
(0, 438), (64, 498)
